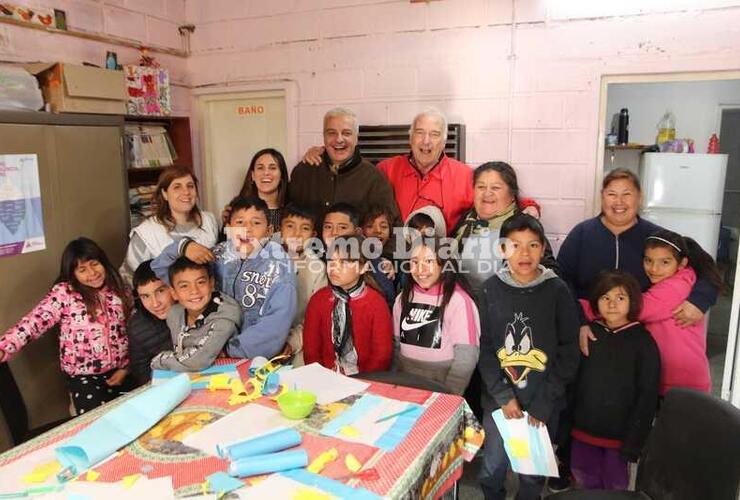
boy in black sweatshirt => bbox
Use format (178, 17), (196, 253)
(478, 214), (580, 500)
(127, 260), (175, 386)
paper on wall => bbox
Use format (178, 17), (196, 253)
(278, 364), (369, 405)
(0, 154), (46, 257)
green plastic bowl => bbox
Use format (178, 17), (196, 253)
(277, 390), (317, 420)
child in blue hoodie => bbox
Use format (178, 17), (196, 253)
(153, 196), (297, 359)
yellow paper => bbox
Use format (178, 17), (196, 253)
(307, 448), (339, 474)
(228, 378), (261, 405)
(230, 378), (246, 393)
(228, 394), (250, 406)
(339, 425), (360, 438)
(121, 473), (141, 489)
(22, 460), (62, 484)
(207, 373), (232, 391)
(344, 454), (362, 473)
(293, 487), (332, 500)
(86, 470), (101, 481)
(509, 438), (530, 458)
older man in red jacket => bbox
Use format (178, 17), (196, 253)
(299, 108), (472, 234)
(376, 108), (472, 234)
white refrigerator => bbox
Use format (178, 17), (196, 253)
(640, 153), (728, 258)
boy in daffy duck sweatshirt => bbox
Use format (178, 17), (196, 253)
(478, 214), (580, 500)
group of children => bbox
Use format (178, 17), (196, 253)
(0, 188), (721, 497)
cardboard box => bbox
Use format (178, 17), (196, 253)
(23, 63), (126, 114)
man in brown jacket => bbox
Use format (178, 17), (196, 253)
(288, 107), (399, 225)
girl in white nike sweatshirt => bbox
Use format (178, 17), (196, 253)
(392, 236), (480, 394)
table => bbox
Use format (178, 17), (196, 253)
(0, 362), (483, 499)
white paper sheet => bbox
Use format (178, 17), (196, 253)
(0, 440), (60, 492)
(236, 474), (337, 499)
(0, 442), (173, 500)
(278, 363), (369, 404)
(34, 476), (175, 500)
(491, 409), (559, 477)
(44, 476), (174, 499)
(182, 404), (297, 457)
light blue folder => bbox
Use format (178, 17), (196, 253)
(55, 373), (191, 481)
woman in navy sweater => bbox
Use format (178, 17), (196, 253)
(552, 168), (718, 492)
(557, 168), (717, 354)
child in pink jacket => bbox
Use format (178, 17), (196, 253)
(0, 238), (133, 414)
(640, 230), (722, 395)
(581, 229), (721, 396)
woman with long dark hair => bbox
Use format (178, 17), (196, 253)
(222, 148), (289, 231)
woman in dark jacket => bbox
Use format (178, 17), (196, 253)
(453, 161), (559, 294)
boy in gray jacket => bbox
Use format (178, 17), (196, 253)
(153, 196), (297, 360)
(151, 257), (241, 372)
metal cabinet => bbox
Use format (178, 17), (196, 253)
(0, 112), (128, 447)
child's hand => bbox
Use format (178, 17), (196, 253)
(0, 347), (8, 363)
(380, 258), (396, 281)
(185, 242), (214, 264)
(579, 325), (596, 356)
(527, 414), (544, 428)
(671, 300), (704, 327)
(106, 368), (128, 386)
(303, 146), (325, 166)
(280, 342), (294, 358)
(501, 399), (523, 419)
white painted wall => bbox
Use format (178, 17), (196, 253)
(606, 80), (740, 153)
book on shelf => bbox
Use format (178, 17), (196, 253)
(124, 124), (178, 169)
(129, 184), (157, 227)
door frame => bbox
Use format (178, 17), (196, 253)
(595, 70), (740, 211)
(718, 106), (740, 406)
(193, 81), (298, 212)
(596, 70), (740, 406)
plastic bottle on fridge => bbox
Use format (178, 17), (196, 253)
(656, 111), (676, 144)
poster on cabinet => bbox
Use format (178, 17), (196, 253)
(0, 154), (46, 257)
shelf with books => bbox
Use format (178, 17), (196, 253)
(123, 115), (192, 226)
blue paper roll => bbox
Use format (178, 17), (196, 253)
(217, 427), (302, 461)
(228, 449), (308, 478)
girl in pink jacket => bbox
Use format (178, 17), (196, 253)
(641, 230), (722, 395)
(0, 238), (133, 414)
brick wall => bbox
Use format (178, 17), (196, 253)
(4, 0), (740, 243)
(184, 0), (740, 244)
